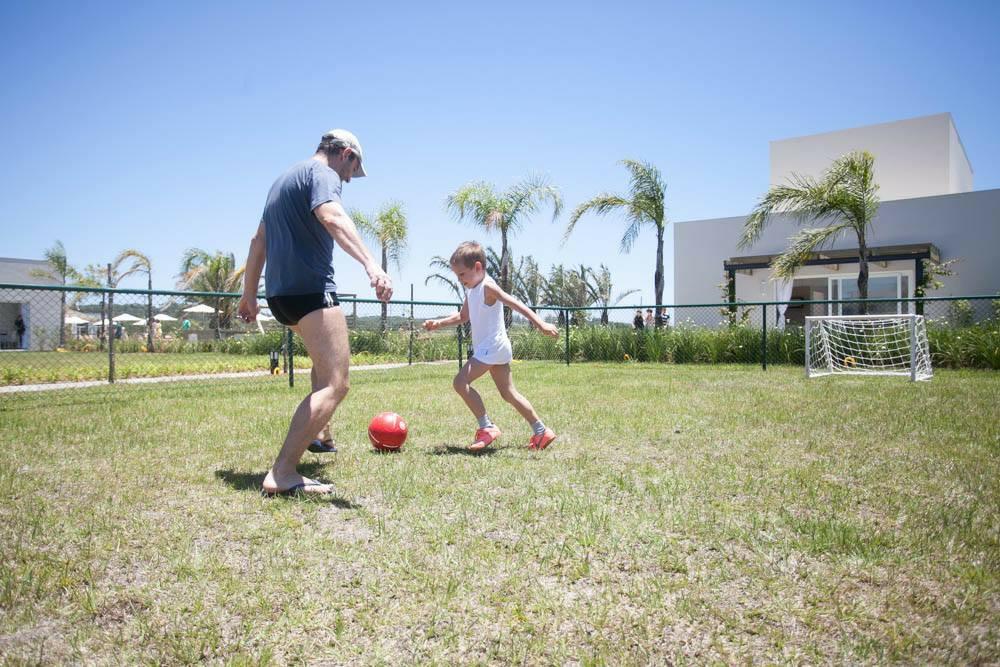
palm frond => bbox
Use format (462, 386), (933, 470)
(770, 223), (852, 279)
(564, 194), (631, 242)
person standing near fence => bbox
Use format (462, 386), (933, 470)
(15, 313), (26, 349)
(238, 129), (392, 496)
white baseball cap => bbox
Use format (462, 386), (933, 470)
(321, 129), (367, 178)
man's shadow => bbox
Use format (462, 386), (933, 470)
(215, 464), (359, 509)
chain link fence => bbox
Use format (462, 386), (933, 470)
(2, 284), (998, 404)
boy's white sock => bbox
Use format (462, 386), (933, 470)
(532, 420), (546, 436)
(477, 415), (494, 430)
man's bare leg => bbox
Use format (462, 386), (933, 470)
(262, 307), (350, 495)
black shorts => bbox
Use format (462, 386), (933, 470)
(266, 292), (340, 326)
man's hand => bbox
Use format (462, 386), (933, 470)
(537, 321), (560, 338)
(369, 267), (393, 302)
(237, 294), (260, 323)
(423, 319), (440, 331)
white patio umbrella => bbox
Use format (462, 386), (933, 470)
(112, 313), (144, 322)
(64, 315), (91, 325)
(153, 313), (178, 321)
(182, 304), (216, 314)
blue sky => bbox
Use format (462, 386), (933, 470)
(2, 0), (998, 319)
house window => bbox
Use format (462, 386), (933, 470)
(829, 274), (909, 315)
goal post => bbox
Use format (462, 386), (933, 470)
(805, 314), (933, 381)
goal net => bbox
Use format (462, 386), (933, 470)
(805, 315), (933, 381)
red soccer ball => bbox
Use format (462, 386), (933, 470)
(368, 412), (408, 452)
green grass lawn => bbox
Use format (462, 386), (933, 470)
(1, 363), (998, 664)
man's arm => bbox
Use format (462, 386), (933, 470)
(238, 221), (266, 322)
(313, 201), (393, 302)
(485, 282), (559, 337)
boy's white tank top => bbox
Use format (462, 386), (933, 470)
(467, 276), (512, 364)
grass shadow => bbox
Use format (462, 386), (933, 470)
(428, 444), (501, 457)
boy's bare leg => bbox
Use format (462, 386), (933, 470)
(263, 307), (350, 495)
(452, 358), (492, 419)
(489, 364), (542, 423)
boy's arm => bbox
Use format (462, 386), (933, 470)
(424, 299), (469, 330)
(484, 282), (559, 337)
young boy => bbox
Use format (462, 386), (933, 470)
(424, 241), (560, 451)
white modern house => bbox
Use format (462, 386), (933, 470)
(0, 257), (62, 350)
(673, 113), (1000, 325)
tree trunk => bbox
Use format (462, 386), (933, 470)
(58, 283), (67, 348)
(146, 273), (154, 352)
(857, 233), (869, 315)
(601, 307), (609, 326)
(380, 244), (388, 334)
(99, 294), (106, 351)
(654, 225), (665, 328)
(500, 229), (512, 327)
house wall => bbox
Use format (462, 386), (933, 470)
(0, 258), (62, 350)
(673, 188), (1000, 306)
(769, 113), (972, 201)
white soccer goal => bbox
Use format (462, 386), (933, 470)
(805, 314), (933, 381)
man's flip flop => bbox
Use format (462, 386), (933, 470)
(262, 482), (333, 497)
(308, 439), (337, 454)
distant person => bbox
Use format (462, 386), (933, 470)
(423, 241), (560, 451)
(660, 308), (671, 327)
(15, 314), (26, 348)
(644, 308), (654, 328)
(238, 128), (392, 497)
(633, 309), (645, 330)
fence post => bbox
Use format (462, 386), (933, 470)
(909, 315), (917, 382)
(564, 309), (570, 366)
(408, 284), (414, 366)
(761, 303), (768, 371)
(107, 264), (116, 384)
(287, 327), (294, 388)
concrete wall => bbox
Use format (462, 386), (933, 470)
(769, 113), (973, 201)
(950, 120), (974, 194)
(673, 188), (1000, 305)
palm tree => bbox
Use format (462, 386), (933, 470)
(565, 160), (669, 326)
(446, 174), (562, 324)
(30, 241), (82, 347)
(177, 249), (246, 339)
(543, 265), (589, 326)
(584, 264), (640, 325)
(111, 250), (154, 351)
(739, 151), (880, 313)
(512, 255), (545, 308)
(352, 202), (408, 333)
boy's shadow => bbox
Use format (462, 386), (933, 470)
(428, 444), (501, 457)
(214, 464), (359, 509)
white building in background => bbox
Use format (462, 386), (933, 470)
(0, 257), (62, 350)
(673, 113), (1000, 325)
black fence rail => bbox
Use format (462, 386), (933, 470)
(1, 284), (997, 403)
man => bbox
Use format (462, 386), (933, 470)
(238, 129), (392, 496)
(15, 313), (26, 349)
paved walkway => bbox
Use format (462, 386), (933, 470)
(0, 360), (456, 394)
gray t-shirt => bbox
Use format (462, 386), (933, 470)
(262, 159), (343, 297)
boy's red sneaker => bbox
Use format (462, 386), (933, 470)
(528, 428), (556, 450)
(469, 425), (501, 452)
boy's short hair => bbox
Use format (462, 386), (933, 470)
(450, 241), (486, 269)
